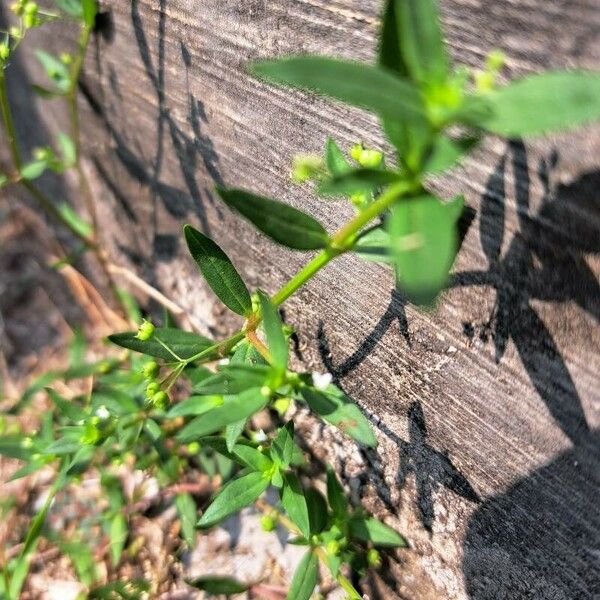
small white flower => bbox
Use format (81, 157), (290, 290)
(218, 358), (230, 366)
(95, 405), (110, 420)
(254, 429), (267, 443)
(312, 372), (332, 390)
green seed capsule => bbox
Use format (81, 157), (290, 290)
(0, 44), (10, 60)
(136, 319), (155, 341)
(152, 391), (169, 410)
(367, 548), (381, 568)
(146, 381), (160, 398)
(260, 515), (276, 532)
(142, 361), (160, 380)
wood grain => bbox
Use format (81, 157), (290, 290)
(3, 0), (599, 597)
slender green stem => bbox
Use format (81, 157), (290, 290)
(0, 70), (21, 170)
(183, 181), (414, 368)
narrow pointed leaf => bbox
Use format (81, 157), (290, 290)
(281, 472), (311, 539)
(349, 516), (407, 547)
(326, 467), (348, 520)
(299, 385), (377, 447)
(225, 418), (246, 452)
(258, 290), (288, 369)
(325, 138), (351, 177)
(198, 471), (269, 528)
(184, 225), (252, 316)
(252, 57), (425, 125)
(306, 488), (328, 534)
(484, 71), (600, 136)
(108, 327), (214, 361)
(82, 0), (97, 27)
(176, 388), (268, 442)
(216, 187), (328, 250)
(396, 0), (449, 85)
(185, 576), (248, 594)
(175, 493), (197, 547)
(232, 444), (273, 472)
(353, 226), (394, 264)
(271, 422), (295, 468)
(287, 550), (318, 600)
(167, 395), (223, 418)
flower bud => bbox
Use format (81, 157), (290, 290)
(33, 147), (50, 161)
(367, 548), (381, 568)
(260, 514), (276, 532)
(9, 26), (21, 39)
(350, 143), (383, 168)
(187, 442), (200, 454)
(142, 361), (160, 380)
(326, 540), (341, 556)
(10, 2), (23, 16)
(21, 436), (33, 449)
(260, 385), (271, 398)
(486, 50), (506, 73)
(24, 1), (37, 15)
(60, 52), (72, 65)
(291, 155), (324, 184)
(0, 44), (10, 61)
(136, 319), (155, 341)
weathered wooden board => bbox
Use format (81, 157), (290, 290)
(3, 0), (600, 597)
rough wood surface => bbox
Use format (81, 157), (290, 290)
(2, 1), (600, 597)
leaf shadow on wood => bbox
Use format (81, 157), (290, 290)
(453, 141), (599, 445)
(80, 0), (224, 266)
(456, 142), (600, 598)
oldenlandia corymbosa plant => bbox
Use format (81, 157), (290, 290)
(1, 0), (600, 598)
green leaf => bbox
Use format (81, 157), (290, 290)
(57, 132), (76, 166)
(287, 550), (318, 600)
(58, 540), (96, 587)
(306, 488), (328, 534)
(175, 493), (197, 547)
(108, 327), (214, 361)
(353, 226), (394, 264)
(349, 516), (407, 547)
(35, 50), (71, 93)
(53, 0), (83, 17)
(396, 0), (449, 86)
(388, 194), (463, 305)
(299, 385), (377, 447)
(258, 290), (288, 369)
(109, 513), (127, 565)
(325, 138), (351, 177)
(184, 225), (252, 316)
(423, 135), (479, 175)
(176, 388), (268, 442)
(198, 470), (269, 528)
(483, 71), (600, 136)
(20, 160), (47, 180)
(193, 364), (271, 396)
(0, 173), (7, 188)
(185, 576), (248, 594)
(81, 0), (97, 27)
(232, 444), (273, 472)
(225, 418), (246, 452)
(167, 395), (223, 418)
(271, 422), (295, 468)
(0, 437), (35, 461)
(252, 57), (425, 125)
(379, 0), (408, 77)
(281, 472), (310, 538)
(47, 388), (87, 421)
(326, 467), (348, 521)
(319, 168), (401, 197)
(57, 202), (93, 238)
(88, 579), (149, 599)
(216, 187), (329, 250)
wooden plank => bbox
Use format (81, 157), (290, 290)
(5, 0), (600, 596)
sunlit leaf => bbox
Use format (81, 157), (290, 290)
(484, 71), (600, 136)
(175, 493), (197, 547)
(349, 515), (407, 547)
(184, 225), (252, 316)
(258, 290), (288, 370)
(252, 57), (425, 126)
(197, 471), (269, 528)
(287, 550), (318, 600)
(216, 187), (329, 250)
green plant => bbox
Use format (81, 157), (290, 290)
(2, 0), (600, 598)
